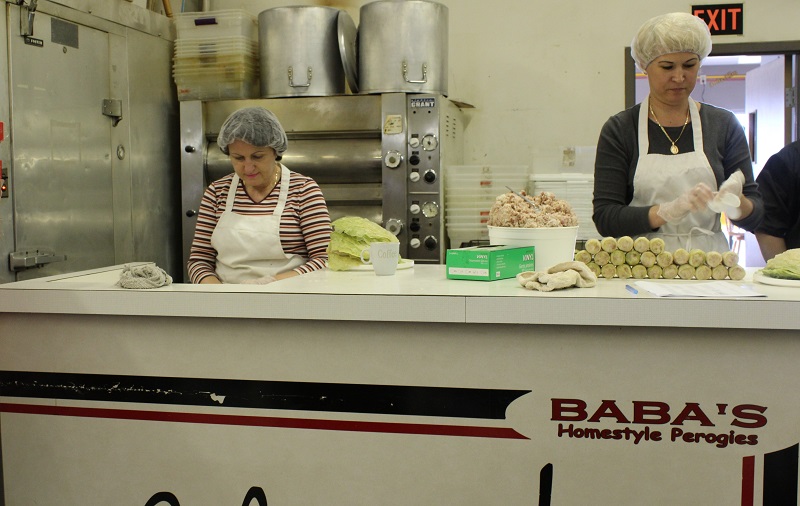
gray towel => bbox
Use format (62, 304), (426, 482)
(117, 264), (173, 289)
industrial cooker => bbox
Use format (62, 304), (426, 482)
(179, 93), (466, 277)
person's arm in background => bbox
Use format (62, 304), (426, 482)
(755, 232), (787, 261)
(755, 144), (798, 261)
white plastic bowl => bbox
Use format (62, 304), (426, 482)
(487, 225), (578, 271)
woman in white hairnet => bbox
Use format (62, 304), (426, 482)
(592, 12), (763, 252)
(188, 107), (331, 284)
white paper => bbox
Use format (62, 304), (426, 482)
(634, 280), (766, 298)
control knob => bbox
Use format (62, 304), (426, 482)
(422, 134), (438, 151)
(424, 235), (438, 250)
(409, 203), (421, 215)
(385, 218), (404, 236)
(409, 237), (421, 249)
(384, 150), (403, 168)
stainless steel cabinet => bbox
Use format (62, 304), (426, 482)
(0, 0), (181, 282)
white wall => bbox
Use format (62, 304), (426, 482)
(202, 0), (800, 172)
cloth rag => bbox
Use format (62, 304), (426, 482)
(117, 263), (173, 289)
(517, 261), (597, 292)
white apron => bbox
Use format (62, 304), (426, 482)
(630, 96), (730, 252)
(210, 165), (306, 283)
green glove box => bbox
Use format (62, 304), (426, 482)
(446, 245), (536, 281)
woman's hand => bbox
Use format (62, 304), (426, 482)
(655, 182), (714, 224)
(710, 170), (746, 219)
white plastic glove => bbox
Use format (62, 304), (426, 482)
(241, 275), (277, 285)
(708, 170), (744, 219)
(657, 182), (713, 224)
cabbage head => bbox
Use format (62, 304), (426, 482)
(762, 248), (800, 279)
(326, 216), (399, 271)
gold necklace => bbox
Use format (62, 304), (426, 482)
(649, 103), (690, 154)
(268, 164), (281, 191)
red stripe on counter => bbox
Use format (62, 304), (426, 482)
(741, 455), (754, 506)
(0, 402), (529, 440)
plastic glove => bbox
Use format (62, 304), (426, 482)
(241, 275), (277, 285)
(720, 169), (745, 197)
(657, 183), (713, 224)
(708, 170), (744, 219)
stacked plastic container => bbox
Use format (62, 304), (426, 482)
(529, 173), (601, 241)
(173, 9), (259, 101)
(528, 146), (600, 241)
(444, 165), (529, 248)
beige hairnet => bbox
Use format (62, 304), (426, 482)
(631, 12), (712, 71)
(217, 107), (288, 157)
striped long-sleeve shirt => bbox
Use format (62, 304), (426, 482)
(187, 170), (331, 283)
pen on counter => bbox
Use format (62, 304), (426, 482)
(625, 284), (638, 296)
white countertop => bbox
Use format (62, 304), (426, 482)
(1, 263), (799, 330)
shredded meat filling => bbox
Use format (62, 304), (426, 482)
(488, 191), (578, 228)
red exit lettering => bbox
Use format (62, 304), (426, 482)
(693, 4), (744, 35)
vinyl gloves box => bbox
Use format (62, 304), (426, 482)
(446, 245), (536, 281)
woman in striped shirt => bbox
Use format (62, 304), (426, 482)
(188, 107), (331, 284)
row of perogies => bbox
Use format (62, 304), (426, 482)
(574, 236), (744, 280)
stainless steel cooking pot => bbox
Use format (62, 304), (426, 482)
(258, 6), (348, 98)
(358, 0), (448, 95)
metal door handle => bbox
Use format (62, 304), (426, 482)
(288, 66), (312, 88)
(102, 99), (123, 127)
(9, 249), (67, 271)
(403, 61), (428, 84)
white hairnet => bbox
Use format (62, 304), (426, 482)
(217, 107), (288, 157)
(631, 12), (712, 71)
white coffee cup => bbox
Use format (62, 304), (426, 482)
(360, 242), (400, 276)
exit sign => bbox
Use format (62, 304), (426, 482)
(693, 4), (743, 35)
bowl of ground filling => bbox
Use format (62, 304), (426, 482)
(487, 191), (579, 271)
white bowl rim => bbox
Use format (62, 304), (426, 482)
(487, 225), (579, 230)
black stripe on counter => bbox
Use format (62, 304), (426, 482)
(0, 371), (529, 420)
(763, 443), (799, 505)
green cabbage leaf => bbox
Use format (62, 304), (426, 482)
(762, 248), (800, 280)
(326, 217), (399, 271)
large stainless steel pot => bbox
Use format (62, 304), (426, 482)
(358, 0), (448, 95)
(258, 6), (347, 98)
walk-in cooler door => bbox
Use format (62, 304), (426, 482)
(7, 10), (116, 280)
